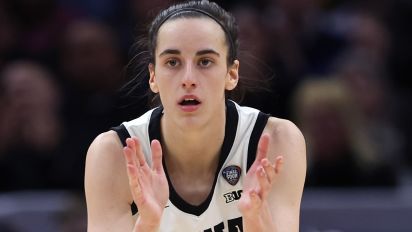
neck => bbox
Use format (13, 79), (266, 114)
(160, 108), (226, 175)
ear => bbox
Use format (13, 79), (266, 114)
(148, 63), (159, 93)
(225, 60), (239, 91)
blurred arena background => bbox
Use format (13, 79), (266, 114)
(0, 0), (411, 231)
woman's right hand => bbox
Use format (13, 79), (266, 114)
(123, 137), (169, 231)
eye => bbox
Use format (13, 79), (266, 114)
(166, 58), (180, 67)
(198, 58), (213, 68)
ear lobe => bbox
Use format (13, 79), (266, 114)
(148, 63), (159, 93)
(225, 60), (239, 91)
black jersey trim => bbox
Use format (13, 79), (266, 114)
(111, 124), (129, 147)
(246, 112), (270, 171)
(148, 101), (238, 216)
(110, 124), (138, 215)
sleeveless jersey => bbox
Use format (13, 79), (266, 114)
(112, 100), (269, 232)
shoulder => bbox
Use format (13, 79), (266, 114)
(264, 117), (306, 152)
(85, 130), (132, 204)
(85, 131), (135, 230)
(90, 130), (122, 148)
(86, 130), (124, 165)
(264, 117), (306, 218)
(262, 118), (306, 232)
(263, 117), (306, 186)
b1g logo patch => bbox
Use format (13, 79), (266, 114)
(222, 165), (241, 185)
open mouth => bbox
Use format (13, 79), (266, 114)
(179, 98), (200, 106)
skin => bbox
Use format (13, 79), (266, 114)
(85, 17), (306, 232)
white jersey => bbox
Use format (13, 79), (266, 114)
(112, 100), (269, 232)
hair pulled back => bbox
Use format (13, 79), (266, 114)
(123, 1), (268, 108)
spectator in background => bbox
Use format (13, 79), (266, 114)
(292, 78), (397, 187)
(334, 52), (405, 173)
(230, 4), (276, 115)
(0, 61), (63, 191)
(4, 0), (77, 66)
(330, 12), (405, 172)
(60, 20), (123, 94)
(260, 0), (349, 119)
(51, 19), (125, 189)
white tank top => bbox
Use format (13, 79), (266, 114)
(113, 100), (269, 232)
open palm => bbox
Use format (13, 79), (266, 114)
(123, 137), (169, 226)
(238, 133), (283, 218)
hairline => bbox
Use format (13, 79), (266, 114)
(150, 8), (236, 63)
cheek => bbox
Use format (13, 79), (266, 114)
(206, 78), (227, 97)
(155, 77), (179, 101)
(153, 69), (174, 86)
(155, 80), (172, 95)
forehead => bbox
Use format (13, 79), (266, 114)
(156, 17), (227, 55)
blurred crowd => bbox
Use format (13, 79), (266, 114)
(0, 0), (411, 200)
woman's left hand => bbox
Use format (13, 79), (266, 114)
(238, 133), (283, 231)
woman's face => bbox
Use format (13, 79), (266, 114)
(149, 17), (239, 128)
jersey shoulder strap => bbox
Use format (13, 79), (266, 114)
(247, 112), (270, 170)
(110, 124), (138, 215)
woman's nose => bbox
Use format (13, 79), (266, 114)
(181, 63), (197, 88)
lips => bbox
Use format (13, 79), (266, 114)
(179, 98), (200, 105)
(178, 95), (201, 112)
(178, 95), (201, 106)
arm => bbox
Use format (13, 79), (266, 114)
(85, 132), (169, 232)
(84, 131), (135, 232)
(239, 118), (306, 232)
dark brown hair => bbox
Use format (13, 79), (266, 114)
(123, 0), (270, 108)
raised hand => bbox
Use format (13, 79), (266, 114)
(238, 133), (283, 231)
(123, 137), (169, 230)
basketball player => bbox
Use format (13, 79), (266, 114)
(84, 1), (306, 231)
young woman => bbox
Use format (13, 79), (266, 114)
(84, 1), (306, 231)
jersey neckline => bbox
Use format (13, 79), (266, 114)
(148, 100), (239, 216)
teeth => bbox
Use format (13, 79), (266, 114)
(180, 98), (199, 105)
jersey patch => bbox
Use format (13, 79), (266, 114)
(223, 190), (242, 203)
(222, 165), (241, 185)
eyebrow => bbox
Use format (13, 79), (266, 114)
(158, 49), (220, 57)
(196, 49), (220, 57)
(159, 49), (180, 57)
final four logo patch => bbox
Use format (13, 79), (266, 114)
(222, 165), (241, 185)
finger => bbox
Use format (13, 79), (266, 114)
(256, 133), (270, 162)
(249, 190), (262, 210)
(129, 138), (155, 185)
(274, 156), (284, 175)
(125, 138), (148, 192)
(123, 141), (137, 169)
(238, 192), (250, 215)
(151, 139), (164, 174)
(256, 166), (271, 199)
(128, 164), (142, 196)
(133, 137), (147, 167)
(123, 146), (142, 196)
(125, 138), (140, 173)
(261, 158), (276, 183)
(238, 190), (255, 216)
